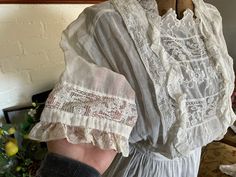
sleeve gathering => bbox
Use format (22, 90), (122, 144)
(28, 5), (138, 157)
(206, 4), (236, 131)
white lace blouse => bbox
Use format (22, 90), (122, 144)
(29, 0), (236, 176)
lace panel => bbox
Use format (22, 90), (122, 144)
(45, 81), (137, 127)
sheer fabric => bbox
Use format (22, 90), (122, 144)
(29, 0), (236, 176)
(28, 4), (138, 157)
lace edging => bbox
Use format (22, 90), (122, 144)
(28, 121), (130, 157)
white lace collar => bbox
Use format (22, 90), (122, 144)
(110, 0), (225, 63)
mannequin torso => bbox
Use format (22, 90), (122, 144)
(156, 0), (194, 19)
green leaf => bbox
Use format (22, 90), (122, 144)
(26, 117), (34, 124)
(3, 171), (16, 177)
(24, 158), (32, 166)
(0, 138), (4, 145)
(0, 155), (8, 167)
(1, 124), (13, 131)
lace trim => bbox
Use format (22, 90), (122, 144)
(111, 0), (179, 143)
(159, 8), (201, 38)
(110, 0), (236, 158)
(45, 81), (138, 127)
(28, 121), (130, 157)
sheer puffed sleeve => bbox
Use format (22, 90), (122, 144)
(215, 12), (235, 85)
(206, 3), (236, 131)
(206, 3), (235, 84)
(28, 6), (138, 157)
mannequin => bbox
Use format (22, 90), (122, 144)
(157, 0), (194, 19)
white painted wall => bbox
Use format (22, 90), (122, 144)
(0, 4), (92, 119)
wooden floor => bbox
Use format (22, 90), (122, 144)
(198, 129), (236, 177)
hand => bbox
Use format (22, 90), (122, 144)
(47, 138), (117, 175)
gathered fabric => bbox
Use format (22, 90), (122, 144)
(103, 143), (202, 177)
(29, 0), (236, 176)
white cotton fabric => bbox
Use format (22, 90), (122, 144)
(28, 0), (236, 176)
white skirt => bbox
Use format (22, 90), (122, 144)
(103, 143), (202, 177)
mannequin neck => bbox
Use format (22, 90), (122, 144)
(156, 0), (194, 19)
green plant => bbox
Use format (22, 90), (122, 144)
(0, 103), (47, 177)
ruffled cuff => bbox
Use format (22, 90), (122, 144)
(28, 80), (138, 157)
(29, 121), (130, 157)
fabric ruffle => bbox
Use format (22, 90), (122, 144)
(28, 121), (130, 157)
